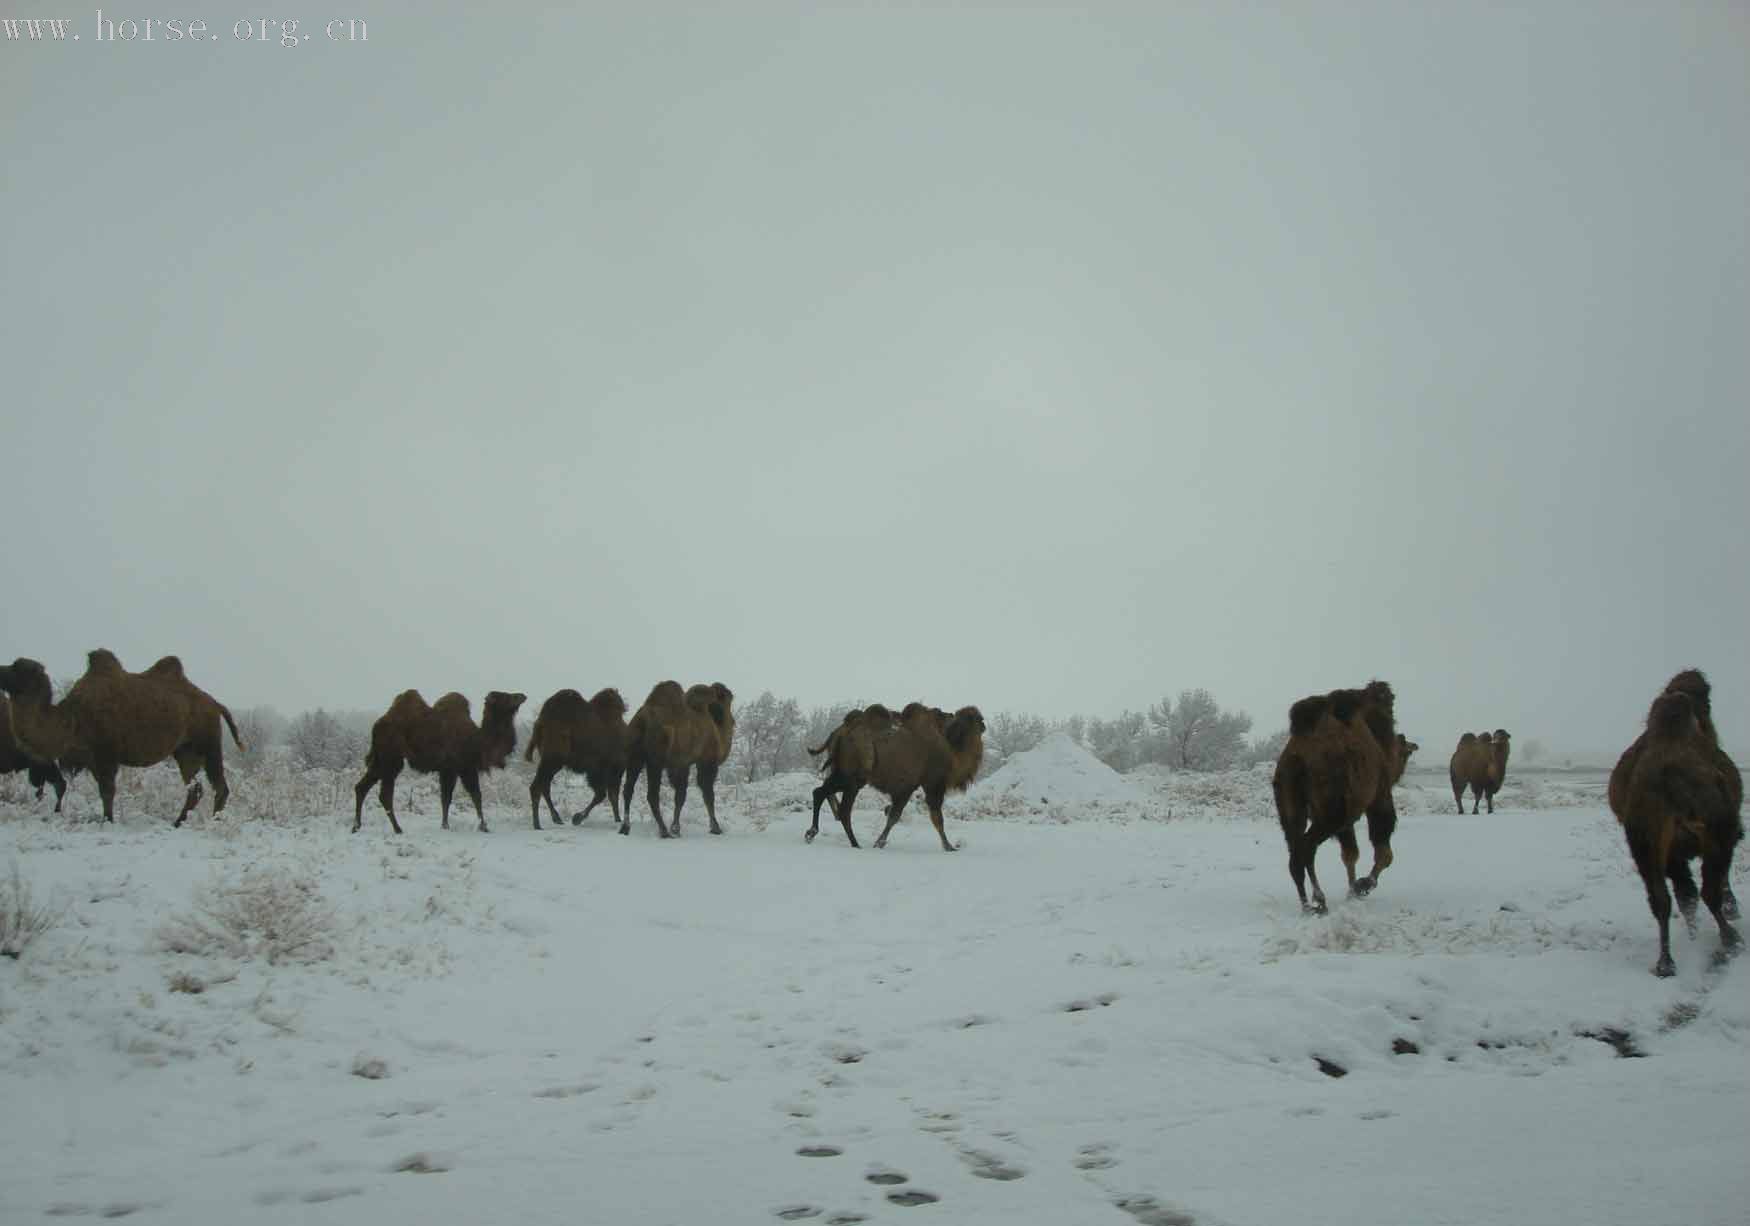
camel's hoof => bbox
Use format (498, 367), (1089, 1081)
(619, 827), (630, 837)
(709, 827), (723, 836)
(805, 829), (817, 843)
(1351, 879), (1376, 898)
(571, 815), (585, 826)
(943, 843), (959, 852)
(1303, 900), (1328, 916)
(1725, 893), (1742, 922)
(1654, 955), (1676, 977)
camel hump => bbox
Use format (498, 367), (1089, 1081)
(1458, 732), (1477, 745)
(590, 687), (627, 717)
(1648, 692), (1696, 739)
(86, 648), (125, 676)
(543, 688), (587, 717)
(146, 655), (186, 680)
(1327, 689), (1364, 724)
(433, 692), (472, 718)
(1288, 696), (1327, 736)
(644, 680), (685, 708)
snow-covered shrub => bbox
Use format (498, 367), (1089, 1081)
(155, 867), (336, 964)
(0, 862), (59, 958)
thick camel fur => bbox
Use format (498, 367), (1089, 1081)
(1607, 680), (1743, 976)
(352, 689), (526, 833)
(1272, 680), (1401, 913)
(1608, 669), (1743, 974)
(620, 681), (735, 837)
(524, 687), (628, 831)
(808, 703), (985, 852)
(1, 694), (67, 812)
(0, 651), (241, 826)
(1449, 728), (1511, 813)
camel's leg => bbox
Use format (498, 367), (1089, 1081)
(622, 755), (645, 835)
(1300, 832), (1329, 914)
(644, 765), (669, 838)
(667, 765), (690, 835)
(807, 774), (835, 842)
(605, 769), (624, 829)
(173, 748), (204, 828)
(1281, 817), (1312, 911)
(206, 751), (229, 817)
(874, 787), (915, 849)
(1627, 823), (1676, 976)
(697, 761), (723, 835)
(836, 783), (862, 848)
(1700, 848), (1742, 962)
(92, 755), (120, 824)
(1355, 804), (1397, 895)
(574, 786), (605, 826)
(439, 771), (458, 831)
(461, 769), (487, 833)
(1724, 887), (1741, 922)
(48, 765), (65, 813)
(353, 764), (379, 832)
(1668, 858), (1701, 936)
(530, 759), (561, 830)
(378, 764), (402, 833)
(1335, 825), (1361, 893)
(924, 785), (957, 852)
(1485, 787), (1495, 815)
(1471, 787), (1480, 815)
(1451, 776), (1464, 815)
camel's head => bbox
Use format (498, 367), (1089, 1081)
(946, 705), (987, 748)
(479, 690), (527, 768)
(591, 688), (627, 720)
(0, 658), (52, 702)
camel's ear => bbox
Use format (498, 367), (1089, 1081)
(715, 683), (734, 704)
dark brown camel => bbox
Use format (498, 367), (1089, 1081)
(1272, 680), (1400, 913)
(352, 689), (526, 833)
(524, 687), (628, 831)
(1449, 728), (1511, 813)
(2, 694), (67, 812)
(620, 681), (735, 837)
(1608, 669), (1744, 974)
(809, 703), (984, 852)
(0, 651), (242, 826)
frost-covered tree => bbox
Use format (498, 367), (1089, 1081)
(285, 708), (366, 772)
(1086, 710), (1149, 772)
(233, 705), (286, 769)
(1247, 727), (1289, 766)
(983, 711), (1049, 773)
(732, 691), (805, 781)
(1152, 689), (1253, 771)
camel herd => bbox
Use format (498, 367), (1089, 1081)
(0, 651), (1741, 974)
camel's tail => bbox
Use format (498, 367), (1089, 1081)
(219, 703), (245, 751)
(524, 714), (544, 762)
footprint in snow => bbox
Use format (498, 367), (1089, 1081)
(959, 1148), (1026, 1181)
(1115, 1195), (1199, 1226)
(775, 1207), (821, 1221)
(886, 1190), (941, 1207)
(1063, 992), (1119, 1013)
(1074, 1142), (1118, 1170)
(865, 1169), (909, 1186)
(796, 1146), (843, 1158)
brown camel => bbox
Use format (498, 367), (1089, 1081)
(524, 687), (628, 831)
(2, 694), (68, 812)
(805, 703), (901, 846)
(1391, 734), (1419, 785)
(1449, 728), (1511, 813)
(1272, 680), (1401, 913)
(1609, 669), (1742, 822)
(0, 651), (241, 826)
(352, 689), (526, 833)
(1607, 680), (1742, 976)
(809, 703), (984, 852)
(619, 681), (735, 837)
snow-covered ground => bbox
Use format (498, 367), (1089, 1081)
(0, 740), (1744, 1226)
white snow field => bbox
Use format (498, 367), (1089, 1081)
(1, 741), (1745, 1226)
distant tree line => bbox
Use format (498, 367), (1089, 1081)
(226, 688), (1280, 784)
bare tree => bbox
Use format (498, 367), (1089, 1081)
(233, 705), (285, 769)
(732, 691), (804, 781)
(1153, 689), (1252, 771)
(285, 708), (365, 772)
(1087, 710), (1149, 772)
(1247, 727), (1289, 766)
(983, 711), (1050, 774)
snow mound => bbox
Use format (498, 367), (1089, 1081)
(965, 732), (1153, 820)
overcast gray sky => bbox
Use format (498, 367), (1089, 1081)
(5, 2), (1746, 759)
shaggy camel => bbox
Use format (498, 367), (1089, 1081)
(352, 689), (526, 833)
(524, 687), (628, 831)
(805, 703), (901, 847)
(0, 651), (241, 826)
(1392, 734), (1419, 785)
(1272, 680), (1401, 913)
(1608, 680), (1742, 976)
(619, 681), (735, 837)
(1449, 729), (1510, 814)
(2, 694), (67, 812)
(809, 703), (984, 852)
(1609, 669), (1742, 824)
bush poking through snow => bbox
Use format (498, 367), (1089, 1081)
(155, 868), (336, 965)
(0, 862), (59, 958)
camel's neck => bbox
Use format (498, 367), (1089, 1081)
(477, 723), (515, 770)
(8, 691), (75, 761)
